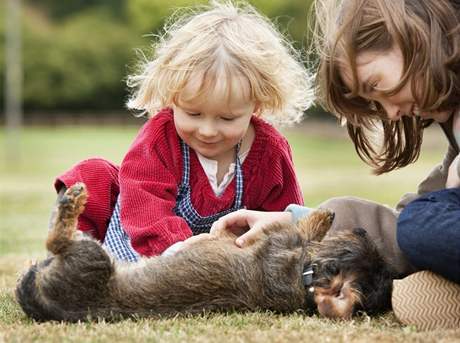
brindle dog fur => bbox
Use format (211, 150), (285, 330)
(16, 184), (396, 322)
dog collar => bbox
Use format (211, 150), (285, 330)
(302, 265), (314, 287)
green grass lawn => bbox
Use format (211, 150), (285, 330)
(1, 122), (459, 342)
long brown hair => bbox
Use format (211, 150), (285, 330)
(312, 0), (460, 174)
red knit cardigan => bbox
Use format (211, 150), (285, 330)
(56, 109), (304, 256)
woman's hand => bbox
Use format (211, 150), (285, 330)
(446, 154), (460, 188)
(210, 209), (292, 248)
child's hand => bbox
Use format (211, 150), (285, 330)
(183, 233), (212, 246)
(210, 209), (292, 248)
(161, 234), (212, 256)
(446, 154), (460, 188)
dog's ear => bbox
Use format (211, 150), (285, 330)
(350, 228), (371, 247)
(296, 209), (335, 241)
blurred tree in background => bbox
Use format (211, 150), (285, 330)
(22, 7), (135, 110)
(1, 0), (314, 116)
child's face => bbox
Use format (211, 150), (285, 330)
(340, 47), (452, 123)
(173, 75), (257, 162)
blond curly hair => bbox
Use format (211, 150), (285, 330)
(127, 0), (313, 126)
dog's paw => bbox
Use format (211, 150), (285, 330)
(59, 183), (87, 217)
(47, 183), (88, 255)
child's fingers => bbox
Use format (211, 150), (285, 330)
(185, 233), (212, 245)
(210, 210), (252, 235)
(235, 224), (265, 248)
(234, 212), (292, 247)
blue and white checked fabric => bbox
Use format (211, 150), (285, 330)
(174, 140), (244, 234)
(102, 140), (244, 262)
(102, 198), (140, 262)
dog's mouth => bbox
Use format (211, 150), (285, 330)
(301, 261), (363, 319)
(311, 272), (362, 319)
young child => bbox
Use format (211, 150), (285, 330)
(53, 1), (312, 261)
(213, 0), (460, 330)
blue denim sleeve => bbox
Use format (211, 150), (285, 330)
(284, 204), (312, 224)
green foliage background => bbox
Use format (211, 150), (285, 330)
(0, 0), (313, 113)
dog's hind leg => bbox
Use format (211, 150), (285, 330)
(46, 183), (87, 255)
(16, 182), (116, 322)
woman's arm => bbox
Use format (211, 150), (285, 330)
(446, 153), (460, 188)
(396, 144), (457, 211)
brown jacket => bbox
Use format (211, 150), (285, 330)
(318, 118), (459, 277)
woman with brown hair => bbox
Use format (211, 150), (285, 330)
(214, 0), (460, 330)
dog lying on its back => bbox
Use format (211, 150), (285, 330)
(16, 184), (396, 322)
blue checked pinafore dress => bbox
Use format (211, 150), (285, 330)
(102, 140), (244, 262)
